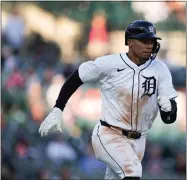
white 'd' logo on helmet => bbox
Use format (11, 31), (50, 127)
(148, 26), (154, 33)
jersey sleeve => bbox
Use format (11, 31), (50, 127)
(157, 62), (178, 99)
(78, 57), (110, 83)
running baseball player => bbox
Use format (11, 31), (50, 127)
(39, 20), (177, 180)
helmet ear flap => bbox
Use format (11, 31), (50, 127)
(152, 41), (160, 54)
(151, 42), (160, 60)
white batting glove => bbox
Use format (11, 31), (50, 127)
(157, 96), (171, 112)
(39, 107), (63, 137)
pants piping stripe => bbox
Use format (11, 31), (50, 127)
(97, 125), (125, 178)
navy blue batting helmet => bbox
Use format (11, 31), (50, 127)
(125, 20), (161, 45)
(125, 20), (162, 60)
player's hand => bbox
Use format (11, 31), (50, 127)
(157, 96), (171, 112)
(39, 107), (63, 137)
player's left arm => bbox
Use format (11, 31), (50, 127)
(157, 62), (178, 124)
(157, 96), (177, 124)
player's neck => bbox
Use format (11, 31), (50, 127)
(127, 51), (146, 66)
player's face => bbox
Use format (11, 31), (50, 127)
(131, 39), (155, 60)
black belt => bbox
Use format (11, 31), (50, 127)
(100, 120), (141, 139)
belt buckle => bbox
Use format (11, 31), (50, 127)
(127, 131), (141, 139)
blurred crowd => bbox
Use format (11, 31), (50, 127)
(1, 3), (186, 180)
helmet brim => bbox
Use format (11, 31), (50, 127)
(130, 33), (162, 40)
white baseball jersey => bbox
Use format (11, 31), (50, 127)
(78, 53), (177, 132)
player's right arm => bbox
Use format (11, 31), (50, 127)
(39, 57), (109, 136)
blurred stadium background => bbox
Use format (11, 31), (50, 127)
(1, 1), (186, 180)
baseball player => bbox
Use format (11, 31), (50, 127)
(39, 20), (177, 180)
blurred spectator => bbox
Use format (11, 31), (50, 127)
(2, 46), (17, 74)
(46, 74), (65, 109)
(176, 90), (186, 132)
(36, 169), (51, 180)
(78, 142), (105, 176)
(87, 11), (109, 58)
(164, 2), (186, 24)
(41, 67), (55, 93)
(24, 33), (60, 68)
(27, 81), (45, 122)
(58, 165), (80, 180)
(2, 149), (16, 180)
(25, 67), (41, 90)
(8, 105), (27, 125)
(46, 135), (77, 166)
(5, 68), (25, 91)
(89, 11), (108, 44)
(158, 43), (186, 89)
(3, 5), (25, 50)
(174, 152), (186, 176)
(146, 144), (164, 177)
(14, 137), (29, 159)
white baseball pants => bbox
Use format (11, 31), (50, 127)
(91, 123), (146, 179)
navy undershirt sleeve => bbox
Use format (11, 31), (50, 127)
(54, 70), (83, 111)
